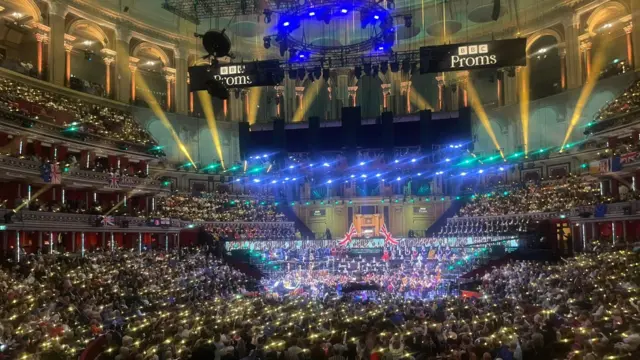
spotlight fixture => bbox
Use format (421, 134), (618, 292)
(288, 48), (297, 61)
(297, 68), (305, 81)
(354, 66), (362, 79)
(404, 15), (412, 28)
(263, 36), (271, 49)
(309, 10), (316, 17)
(372, 65), (379, 77)
(313, 67), (321, 79)
(390, 61), (399, 73)
(279, 38), (288, 56)
(380, 61), (389, 74)
(263, 9), (272, 23)
(401, 58), (411, 73)
(288, 68), (297, 79)
(206, 79), (229, 100)
(387, 0), (395, 10)
(308, 69), (315, 82)
(340, 8), (348, 14)
(298, 49), (311, 60)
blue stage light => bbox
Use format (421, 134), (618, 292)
(394, 159), (399, 163)
(359, 162), (365, 165)
(292, 177), (297, 180)
(341, 8), (348, 14)
(309, 11), (316, 16)
(376, 173), (381, 177)
(361, 174), (367, 178)
(445, 158), (451, 162)
(417, 173), (422, 176)
(285, 177), (290, 180)
(253, 179), (261, 183)
(499, 167), (505, 171)
(411, 158), (416, 162)
(374, 15), (380, 20)
(271, 180), (277, 184)
(460, 172), (467, 176)
(478, 169), (484, 174)
(289, 165), (294, 169)
(396, 177), (401, 181)
(350, 175), (355, 178)
(322, 162), (329, 167)
(283, 21), (290, 26)
(327, 179), (333, 184)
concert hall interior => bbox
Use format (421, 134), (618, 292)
(1, 0), (640, 360)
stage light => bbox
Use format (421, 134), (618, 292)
(445, 158), (451, 162)
(411, 158), (416, 162)
(309, 11), (316, 16)
(283, 21), (290, 27)
(390, 61), (399, 72)
(289, 165), (294, 169)
(354, 66), (362, 79)
(253, 179), (261, 183)
(263, 9), (272, 23)
(376, 173), (381, 177)
(499, 167), (505, 171)
(372, 65), (379, 77)
(460, 172), (467, 176)
(361, 174), (367, 178)
(292, 177), (297, 180)
(322, 68), (330, 81)
(478, 169), (484, 174)
(380, 61), (388, 74)
(285, 177), (290, 180)
(327, 179), (333, 184)
(279, 38), (288, 56)
(263, 36), (271, 49)
(350, 174), (355, 178)
(374, 15), (380, 20)
(404, 15), (412, 28)
(235, 179), (241, 182)
(387, 0), (395, 9)
(323, 162), (330, 167)
(401, 59), (410, 73)
(271, 180), (277, 184)
(394, 159), (399, 163)
(417, 173), (422, 176)
(341, 8), (348, 14)
(359, 162), (365, 166)
(396, 177), (401, 181)
(288, 69), (297, 79)
(297, 68), (305, 81)
(313, 67), (321, 79)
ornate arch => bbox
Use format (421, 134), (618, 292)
(132, 41), (171, 67)
(586, 0), (630, 35)
(8, 0), (43, 22)
(66, 19), (109, 48)
(526, 28), (563, 52)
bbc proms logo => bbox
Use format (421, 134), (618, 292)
(215, 65), (253, 86)
(451, 44), (497, 68)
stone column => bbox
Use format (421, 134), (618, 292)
(625, 23), (634, 69)
(174, 44), (189, 114)
(496, 70), (505, 107)
(457, 71), (470, 107)
(63, 34), (75, 87)
(630, 0), (640, 71)
(115, 24), (132, 103)
(348, 86), (358, 107)
(47, 0), (68, 86)
(580, 39), (592, 80)
(335, 69), (351, 109)
(437, 76), (446, 111)
(100, 49), (116, 97)
(275, 85), (285, 117)
(563, 20), (583, 89)
(164, 67), (176, 112)
(559, 47), (567, 91)
(295, 86), (305, 110)
(381, 83), (391, 111)
(33, 24), (50, 79)
(187, 75), (194, 115)
(129, 57), (140, 102)
(400, 81), (411, 114)
(241, 89), (250, 122)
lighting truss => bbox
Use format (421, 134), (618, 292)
(162, 0), (299, 24)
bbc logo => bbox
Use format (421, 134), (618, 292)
(219, 65), (246, 75)
(458, 44), (488, 56)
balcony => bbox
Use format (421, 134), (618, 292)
(0, 155), (166, 193)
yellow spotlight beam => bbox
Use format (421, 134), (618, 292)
(292, 79), (323, 123)
(519, 57), (531, 156)
(197, 91), (226, 169)
(466, 80), (504, 158)
(409, 86), (434, 111)
(561, 44), (609, 151)
(14, 184), (53, 213)
(248, 86), (262, 125)
(136, 75), (197, 168)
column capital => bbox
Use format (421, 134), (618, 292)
(435, 76), (445, 87)
(100, 48), (116, 59)
(128, 56), (140, 72)
(33, 23), (50, 43)
(275, 85), (285, 96)
(295, 86), (305, 96)
(327, 86), (332, 100)
(347, 85), (358, 95)
(625, 22), (634, 34)
(580, 39), (592, 52)
(381, 83), (392, 95)
(400, 81), (411, 93)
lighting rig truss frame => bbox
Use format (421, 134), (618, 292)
(162, 0), (297, 24)
(266, 0), (396, 58)
(280, 49), (420, 72)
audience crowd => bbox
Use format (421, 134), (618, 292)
(0, 75), (155, 145)
(594, 78), (640, 122)
(0, 248), (638, 360)
(157, 192), (286, 223)
(458, 176), (624, 217)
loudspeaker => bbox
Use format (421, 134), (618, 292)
(238, 121), (250, 160)
(419, 109), (433, 153)
(381, 111), (394, 161)
(308, 116), (320, 153)
(341, 106), (361, 149)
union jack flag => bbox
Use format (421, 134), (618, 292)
(108, 172), (120, 188)
(380, 223), (399, 246)
(50, 163), (61, 184)
(101, 216), (115, 226)
(338, 223), (357, 247)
